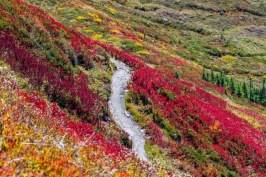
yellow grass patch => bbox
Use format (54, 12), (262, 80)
(85, 29), (94, 33)
(136, 50), (149, 55)
(134, 42), (143, 47)
(108, 36), (119, 41)
(76, 16), (86, 20)
(88, 12), (102, 23)
(110, 21), (116, 26)
(109, 29), (121, 34)
(57, 7), (65, 11)
(220, 55), (237, 62)
(92, 34), (103, 40)
(227, 104), (263, 129)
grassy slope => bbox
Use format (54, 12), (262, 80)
(123, 0), (266, 83)
(1, 0), (266, 176)
(0, 0), (169, 176)
(48, 0), (265, 84)
(25, 0), (266, 116)
(0, 64), (163, 176)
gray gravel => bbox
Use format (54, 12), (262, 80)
(108, 58), (148, 162)
(108, 58), (193, 177)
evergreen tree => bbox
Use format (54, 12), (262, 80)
(242, 82), (248, 98)
(211, 70), (215, 82)
(174, 71), (180, 79)
(220, 72), (225, 87)
(215, 74), (219, 85)
(201, 69), (266, 106)
(254, 95), (259, 103)
(255, 88), (261, 103)
(220, 33), (225, 40)
(217, 77), (221, 86)
(206, 72), (210, 82)
(260, 79), (266, 99)
(202, 68), (206, 80)
(260, 78), (266, 106)
(236, 84), (243, 98)
(249, 78), (254, 102)
(230, 78), (236, 95)
(224, 76), (229, 87)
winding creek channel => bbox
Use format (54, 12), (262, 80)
(108, 58), (148, 162)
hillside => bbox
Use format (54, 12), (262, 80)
(1, 0), (266, 176)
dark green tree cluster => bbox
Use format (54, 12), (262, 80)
(203, 69), (266, 106)
(173, 71), (180, 79)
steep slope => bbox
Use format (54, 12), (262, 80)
(0, 0), (169, 176)
(1, 0), (266, 176)
(0, 65), (160, 176)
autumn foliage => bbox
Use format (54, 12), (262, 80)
(1, 0), (266, 176)
(0, 67), (161, 176)
(130, 68), (266, 176)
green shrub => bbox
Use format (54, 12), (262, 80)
(121, 40), (144, 51)
(153, 115), (182, 140)
(0, 17), (10, 30)
(169, 36), (178, 43)
(145, 143), (164, 159)
(188, 42), (201, 52)
(165, 90), (175, 100)
(120, 133), (132, 148)
(187, 147), (206, 163)
(228, 171), (237, 177)
(209, 151), (221, 162)
(158, 89), (176, 100)
(173, 71), (180, 79)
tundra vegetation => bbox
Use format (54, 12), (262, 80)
(1, 0), (266, 176)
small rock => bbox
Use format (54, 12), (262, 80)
(162, 18), (168, 23)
